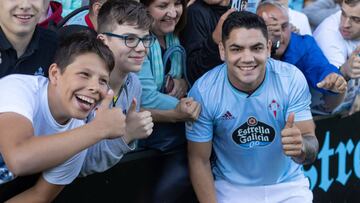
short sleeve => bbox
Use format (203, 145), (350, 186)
(286, 69), (313, 122)
(0, 76), (38, 123)
(186, 84), (213, 142)
(42, 149), (87, 185)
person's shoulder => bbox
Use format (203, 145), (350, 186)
(0, 74), (47, 90)
(290, 32), (317, 48)
(267, 58), (300, 78)
(187, 0), (212, 17)
(37, 26), (58, 45)
(289, 8), (308, 20)
(126, 72), (142, 88)
(314, 10), (341, 33)
(192, 63), (226, 91)
(267, 59), (307, 90)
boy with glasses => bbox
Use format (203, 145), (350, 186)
(80, 0), (155, 176)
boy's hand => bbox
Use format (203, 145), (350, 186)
(93, 89), (126, 139)
(123, 98), (154, 143)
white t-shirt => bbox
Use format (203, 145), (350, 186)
(313, 11), (360, 114)
(289, 8), (312, 36)
(0, 75), (87, 185)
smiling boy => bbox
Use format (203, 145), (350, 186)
(0, 0), (58, 78)
(79, 0), (155, 176)
(0, 32), (128, 202)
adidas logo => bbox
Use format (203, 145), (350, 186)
(221, 111), (234, 120)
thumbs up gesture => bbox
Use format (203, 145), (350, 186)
(281, 113), (303, 158)
(122, 98), (154, 144)
(92, 89), (126, 139)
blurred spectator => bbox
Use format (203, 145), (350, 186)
(313, 0), (360, 115)
(303, 0), (341, 30)
(0, 0), (58, 78)
(57, 0), (83, 16)
(181, 0), (234, 84)
(38, 0), (63, 29)
(257, 0), (347, 113)
(64, 0), (106, 30)
(273, 0), (312, 35)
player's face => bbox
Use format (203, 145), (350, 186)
(147, 0), (183, 37)
(99, 24), (150, 75)
(340, 2), (360, 40)
(0, 0), (44, 37)
(49, 53), (110, 124)
(220, 28), (271, 92)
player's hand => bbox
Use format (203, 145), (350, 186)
(281, 113), (303, 159)
(317, 73), (347, 93)
(175, 97), (201, 122)
(123, 98), (153, 143)
(212, 8), (236, 44)
(93, 89), (126, 139)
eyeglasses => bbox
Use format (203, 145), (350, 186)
(102, 32), (156, 48)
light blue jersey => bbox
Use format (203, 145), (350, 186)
(186, 58), (312, 186)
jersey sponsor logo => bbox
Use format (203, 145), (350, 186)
(221, 111), (235, 120)
(232, 116), (275, 148)
(268, 99), (280, 118)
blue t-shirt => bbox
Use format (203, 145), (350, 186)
(186, 58), (312, 186)
(282, 32), (341, 94)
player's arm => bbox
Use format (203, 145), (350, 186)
(187, 140), (217, 203)
(6, 176), (64, 203)
(0, 92), (126, 176)
(295, 118), (318, 165)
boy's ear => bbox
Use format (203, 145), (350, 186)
(97, 34), (109, 46)
(48, 63), (61, 85)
